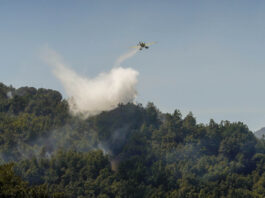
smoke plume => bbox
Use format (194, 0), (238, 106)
(43, 47), (139, 118)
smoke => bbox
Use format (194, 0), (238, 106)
(6, 91), (13, 99)
(43, 47), (139, 118)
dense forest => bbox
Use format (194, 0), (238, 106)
(1, 82), (265, 198)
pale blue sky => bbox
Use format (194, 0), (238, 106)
(1, 0), (265, 131)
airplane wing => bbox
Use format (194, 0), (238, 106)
(145, 41), (156, 46)
(130, 46), (140, 49)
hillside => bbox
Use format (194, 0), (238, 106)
(1, 82), (265, 197)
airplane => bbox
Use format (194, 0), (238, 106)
(131, 41), (156, 50)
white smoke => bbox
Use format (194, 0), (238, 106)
(43, 47), (139, 118)
(6, 91), (13, 99)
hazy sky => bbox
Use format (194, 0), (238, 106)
(1, 0), (265, 131)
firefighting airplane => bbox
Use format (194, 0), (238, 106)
(131, 41), (156, 50)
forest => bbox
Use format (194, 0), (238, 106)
(0, 82), (265, 198)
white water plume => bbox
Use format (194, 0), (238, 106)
(115, 47), (139, 66)
(43, 47), (139, 118)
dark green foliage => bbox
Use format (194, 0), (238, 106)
(0, 163), (67, 198)
(15, 150), (111, 197)
(0, 84), (69, 162)
(0, 82), (265, 197)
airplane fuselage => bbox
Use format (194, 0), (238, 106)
(138, 42), (148, 50)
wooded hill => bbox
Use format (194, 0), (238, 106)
(0, 82), (265, 198)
